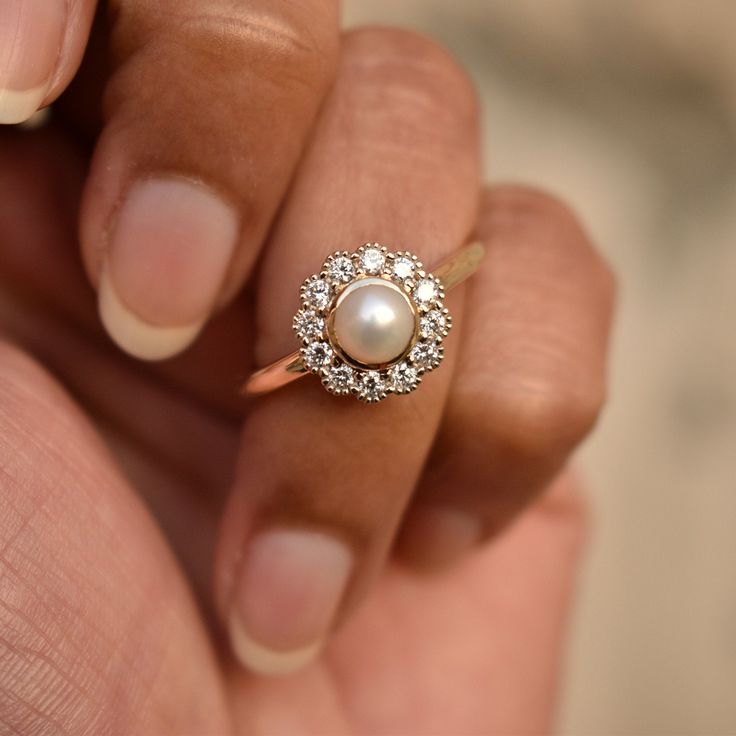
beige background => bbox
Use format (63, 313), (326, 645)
(343, 2), (736, 734)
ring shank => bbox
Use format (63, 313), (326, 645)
(241, 242), (485, 397)
(243, 352), (307, 396)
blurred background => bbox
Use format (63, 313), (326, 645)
(344, 2), (736, 734)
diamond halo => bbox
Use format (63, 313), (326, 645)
(294, 244), (452, 403)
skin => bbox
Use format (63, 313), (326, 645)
(0, 2), (614, 733)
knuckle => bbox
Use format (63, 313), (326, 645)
(521, 385), (603, 459)
(340, 26), (479, 140)
(481, 184), (617, 306)
(483, 185), (574, 223)
(480, 374), (605, 465)
(481, 185), (588, 251)
(183, 7), (336, 80)
(107, 3), (337, 108)
(468, 186), (615, 467)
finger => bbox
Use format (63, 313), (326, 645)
(215, 28), (480, 675)
(0, 0), (97, 124)
(327, 471), (588, 735)
(0, 124), (255, 418)
(397, 186), (615, 569)
(0, 340), (229, 733)
(0, 128), (240, 602)
(81, 0), (339, 360)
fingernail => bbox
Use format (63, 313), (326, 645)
(229, 528), (353, 676)
(99, 178), (239, 361)
(0, 0), (65, 124)
(398, 505), (483, 570)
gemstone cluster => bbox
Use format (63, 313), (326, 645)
(293, 245), (451, 403)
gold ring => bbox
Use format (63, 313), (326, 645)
(242, 242), (485, 403)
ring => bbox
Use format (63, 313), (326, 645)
(242, 242), (485, 403)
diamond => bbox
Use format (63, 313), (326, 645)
(420, 309), (447, 338)
(392, 256), (414, 281)
(410, 340), (441, 370)
(360, 248), (385, 275)
(303, 279), (332, 310)
(327, 255), (355, 284)
(302, 341), (333, 370)
(324, 364), (354, 395)
(293, 309), (325, 340)
(356, 370), (387, 402)
(389, 362), (419, 393)
(414, 278), (438, 305)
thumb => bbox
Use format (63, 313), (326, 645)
(0, 340), (228, 733)
(0, 0), (97, 124)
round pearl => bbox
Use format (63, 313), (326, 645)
(331, 278), (416, 366)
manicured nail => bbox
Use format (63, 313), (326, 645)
(99, 178), (238, 361)
(0, 0), (65, 124)
(229, 529), (352, 676)
(398, 505), (483, 570)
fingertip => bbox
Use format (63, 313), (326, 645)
(98, 269), (204, 361)
(0, 86), (47, 125)
(228, 616), (323, 677)
(95, 176), (240, 361)
(0, 0), (71, 125)
(225, 528), (352, 677)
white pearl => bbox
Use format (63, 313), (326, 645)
(331, 278), (416, 366)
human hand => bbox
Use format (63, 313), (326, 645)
(0, 2), (614, 733)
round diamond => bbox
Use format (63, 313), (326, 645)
(357, 371), (387, 402)
(293, 309), (325, 340)
(302, 341), (333, 370)
(360, 248), (385, 275)
(420, 309), (447, 338)
(414, 278), (438, 305)
(389, 362), (419, 393)
(392, 257), (414, 281)
(324, 364), (354, 395)
(304, 279), (332, 310)
(327, 255), (355, 284)
(410, 340), (441, 370)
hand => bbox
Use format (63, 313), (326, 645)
(0, 2), (614, 733)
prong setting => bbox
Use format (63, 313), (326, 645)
(293, 244), (451, 402)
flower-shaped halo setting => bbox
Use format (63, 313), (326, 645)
(293, 244), (452, 403)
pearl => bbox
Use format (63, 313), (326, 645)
(331, 278), (416, 366)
